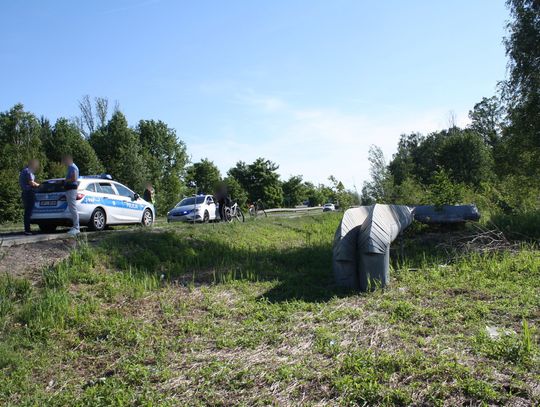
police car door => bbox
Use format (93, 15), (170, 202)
(95, 182), (123, 224)
(112, 183), (143, 222)
(206, 195), (217, 220)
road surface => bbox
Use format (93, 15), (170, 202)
(0, 229), (95, 247)
(0, 207), (327, 247)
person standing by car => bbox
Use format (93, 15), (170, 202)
(143, 182), (155, 205)
(214, 183), (229, 221)
(19, 159), (40, 235)
(62, 154), (80, 236)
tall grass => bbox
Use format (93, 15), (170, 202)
(490, 210), (540, 241)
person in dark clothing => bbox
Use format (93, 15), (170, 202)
(143, 183), (155, 205)
(19, 159), (40, 235)
(214, 183), (230, 221)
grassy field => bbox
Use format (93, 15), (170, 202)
(0, 213), (539, 406)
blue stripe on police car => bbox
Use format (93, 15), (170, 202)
(81, 196), (146, 211)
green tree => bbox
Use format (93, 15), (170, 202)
(224, 176), (248, 207)
(361, 145), (394, 204)
(42, 118), (103, 177)
(388, 133), (423, 185)
(89, 111), (148, 192)
(328, 175), (358, 209)
(185, 159), (221, 195)
(136, 119), (188, 213)
(0, 104), (46, 172)
(0, 104), (46, 222)
(428, 169), (464, 208)
(392, 177), (427, 206)
(438, 130), (494, 187)
(318, 184), (335, 205)
(75, 95), (116, 138)
(501, 0), (540, 178)
(158, 173), (184, 213)
(282, 175), (306, 207)
(407, 132), (447, 185)
(228, 158), (283, 208)
(388, 128), (494, 191)
(303, 182), (325, 207)
(495, 175), (540, 213)
(468, 96), (504, 147)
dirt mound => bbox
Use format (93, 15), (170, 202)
(0, 239), (77, 282)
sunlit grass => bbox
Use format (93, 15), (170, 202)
(0, 213), (539, 405)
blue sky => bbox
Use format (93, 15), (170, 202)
(1, 0), (508, 188)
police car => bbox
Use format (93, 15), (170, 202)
(31, 174), (155, 232)
(167, 194), (218, 223)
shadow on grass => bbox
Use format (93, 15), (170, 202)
(97, 228), (446, 304)
(99, 230), (350, 303)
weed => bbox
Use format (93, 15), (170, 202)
(474, 320), (538, 366)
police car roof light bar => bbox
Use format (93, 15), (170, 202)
(80, 174), (113, 180)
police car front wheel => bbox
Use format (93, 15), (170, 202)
(142, 209), (153, 227)
(89, 208), (107, 231)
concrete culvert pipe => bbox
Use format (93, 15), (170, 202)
(333, 204), (413, 292)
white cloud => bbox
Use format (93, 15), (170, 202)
(187, 91), (471, 189)
(232, 89), (288, 112)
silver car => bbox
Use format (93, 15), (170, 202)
(167, 195), (219, 223)
(323, 203), (336, 212)
(31, 175), (155, 232)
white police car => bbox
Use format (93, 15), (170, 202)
(167, 195), (218, 223)
(31, 174), (155, 232)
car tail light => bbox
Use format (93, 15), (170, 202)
(76, 193), (85, 200)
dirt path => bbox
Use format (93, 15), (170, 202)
(0, 239), (77, 282)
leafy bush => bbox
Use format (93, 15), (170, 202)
(427, 169), (464, 208)
(0, 169), (23, 222)
(491, 210), (540, 241)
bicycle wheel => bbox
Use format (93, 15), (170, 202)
(235, 208), (245, 222)
(224, 207), (233, 222)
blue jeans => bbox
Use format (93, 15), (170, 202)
(21, 191), (35, 233)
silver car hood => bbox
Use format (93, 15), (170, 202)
(171, 204), (201, 213)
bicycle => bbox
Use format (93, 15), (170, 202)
(224, 202), (245, 223)
(248, 200), (267, 218)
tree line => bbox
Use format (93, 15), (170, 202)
(0, 99), (358, 223)
(361, 0), (539, 221)
(185, 158), (359, 210)
(1, 0), (537, 224)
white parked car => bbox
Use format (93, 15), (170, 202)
(167, 195), (218, 223)
(323, 203), (336, 212)
(31, 175), (155, 232)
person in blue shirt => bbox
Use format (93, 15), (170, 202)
(19, 159), (40, 235)
(62, 154), (80, 236)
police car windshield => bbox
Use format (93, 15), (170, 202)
(37, 181), (65, 193)
(177, 196), (205, 207)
